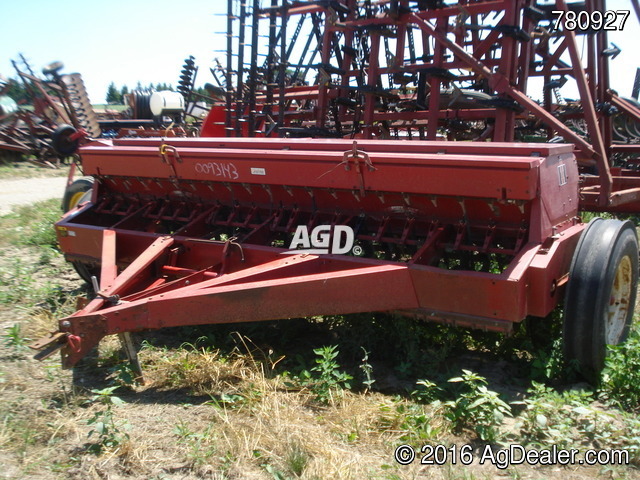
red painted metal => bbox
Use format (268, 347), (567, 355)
(45, 136), (583, 367)
(29, 0), (640, 367)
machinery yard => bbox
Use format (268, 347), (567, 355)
(1, 0), (640, 478)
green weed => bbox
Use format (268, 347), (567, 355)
(108, 361), (137, 388)
(0, 258), (36, 305)
(284, 440), (310, 477)
(205, 393), (246, 409)
(444, 370), (511, 442)
(85, 387), (130, 454)
(173, 420), (217, 467)
(22, 207), (59, 248)
(263, 463), (289, 480)
(359, 347), (376, 392)
(600, 323), (640, 411)
(411, 379), (443, 404)
(378, 400), (443, 444)
(0, 255), (71, 310)
(3, 323), (29, 348)
(0, 199), (62, 248)
(298, 345), (353, 404)
(514, 382), (578, 447)
(529, 337), (566, 382)
(513, 381), (640, 463)
(0, 162), (69, 180)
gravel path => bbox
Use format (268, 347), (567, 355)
(0, 176), (68, 215)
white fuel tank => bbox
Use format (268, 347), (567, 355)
(149, 91), (185, 116)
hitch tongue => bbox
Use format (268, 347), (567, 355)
(28, 331), (69, 361)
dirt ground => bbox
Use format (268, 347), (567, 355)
(0, 176), (69, 215)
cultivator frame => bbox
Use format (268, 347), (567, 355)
(209, 0), (640, 209)
(0, 56), (97, 166)
(31, 0), (640, 376)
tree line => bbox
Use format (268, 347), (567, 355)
(105, 82), (174, 104)
(105, 82), (212, 104)
(3, 77), (211, 106)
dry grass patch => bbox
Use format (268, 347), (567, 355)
(124, 343), (448, 479)
(0, 368), (83, 474)
(140, 342), (276, 399)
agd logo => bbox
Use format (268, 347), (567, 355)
(282, 225), (360, 255)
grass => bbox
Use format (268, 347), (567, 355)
(0, 199), (80, 314)
(0, 158), (71, 179)
(0, 198), (62, 248)
(92, 104), (129, 112)
(0, 199), (638, 479)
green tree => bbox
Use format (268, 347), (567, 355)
(2, 77), (30, 104)
(106, 82), (121, 104)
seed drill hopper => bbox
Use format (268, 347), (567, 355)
(31, 0), (640, 378)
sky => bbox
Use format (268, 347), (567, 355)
(0, 0), (228, 103)
(0, 0), (638, 104)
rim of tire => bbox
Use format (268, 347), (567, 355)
(68, 190), (88, 210)
(606, 254), (633, 345)
(62, 176), (94, 212)
(62, 177), (98, 284)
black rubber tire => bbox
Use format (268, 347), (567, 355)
(563, 218), (639, 379)
(62, 176), (94, 212)
(62, 177), (99, 284)
(52, 124), (79, 156)
(42, 61), (64, 76)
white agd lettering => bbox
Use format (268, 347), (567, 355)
(290, 225), (312, 250)
(285, 225), (355, 255)
(311, 225), (331, 249)
(332, 225), (354, 254)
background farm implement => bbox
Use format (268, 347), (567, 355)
(30, 0), (640, 380)
(0, 57), (98, 166)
